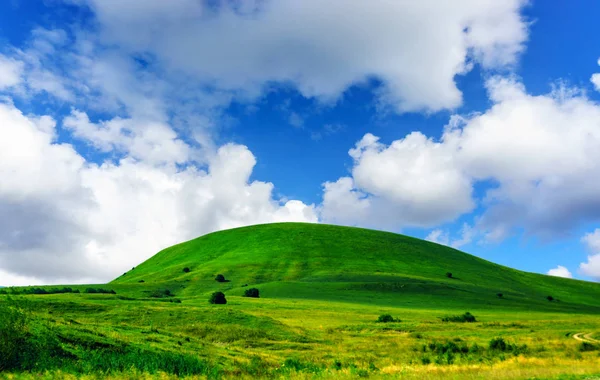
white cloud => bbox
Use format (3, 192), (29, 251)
(63, 110), (192, 165)
(546, 265), (573, 279)
(322, 132), (474, 229)
(425, 229), (449, 246)
(425, 223), (474, 249)
(324, 76), (600, 237)
(77, 0), (528, 113)
(0, 54), (24, 89)
(580, 229), (600, 279)
(0, 100), (317, 285)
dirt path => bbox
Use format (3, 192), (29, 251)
(573, 332), (600, 343)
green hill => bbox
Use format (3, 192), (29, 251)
(112, 223), (600, 312)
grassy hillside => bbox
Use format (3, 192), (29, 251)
(3, 223), (600, 379)
(112, 223), (600, 312)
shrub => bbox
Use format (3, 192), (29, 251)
(441, 312), (476, 323)
(209, 291), (227, 304)
(488, 337), (527, 354)
(446, 272), (453, 278)
(497, 293), (503, 298)
(215, 274), (226, 282)
(547, 295), (554, 302)
(149, 289), (173, 298)
(377, 314), (395, 323)
(138, 280), (145, 283)
(578, 342), (598, 352)
(489, 337), (508, 351)
(183, 267), (190, 273)
(243, 288), (260, 298)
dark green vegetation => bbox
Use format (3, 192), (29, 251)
(2, 223), (600, 379)
(441, 312), (477, 323)
(243, 288), (260, 298)
(377, 314), (397, 323)
(209, 291), (227, 304)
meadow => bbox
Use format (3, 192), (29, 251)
(1, 223), (599, 379)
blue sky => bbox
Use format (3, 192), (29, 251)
(1, 0), (600, 285)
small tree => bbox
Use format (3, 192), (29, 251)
(244, 288), (260, 298)
(497, 293), (503, 298)
(446, 272), (453, 279)
(215, 274), (226, 282)
(377, 314), (395, 323)
(547, 295), (554, 302)
(183, 267), (190, 273)
(209, 291), (227, 304)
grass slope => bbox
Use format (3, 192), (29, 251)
(112, 223), (600, 312)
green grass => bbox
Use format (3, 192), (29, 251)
(112, 223), (600, 313)
(2, 222), (600, 379)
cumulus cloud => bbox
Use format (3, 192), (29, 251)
(323, 76), (600, 238)
(76, 0), (528, 112)
(63, 110), (192, 165)
(546, 265), (573, 279)
(580, 229), (600, 279)
(322, 132), (474, 229)
(0, 100), (317, 285)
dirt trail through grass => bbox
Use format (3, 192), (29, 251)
(573, 332), (600, 343)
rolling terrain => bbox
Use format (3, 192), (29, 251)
(113, 223), (600, 312)
(1, 223), (600, 379)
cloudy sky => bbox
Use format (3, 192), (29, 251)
(1, 0), (600, 286)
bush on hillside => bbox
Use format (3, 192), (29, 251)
(215, 274), (226, 282)
(377, 314), (396, 323)
(183, 267), (190, 273)
(547, 295), (554, 302)
(445, 272), (453, 278)
(243, 288), (260, 298)
(209, 291), (227, 304)
(441, 312), (476, 323)
(497, 293), (503, 298)
(578, 342), (598, 352)
(138, 280), (145, 283)
(149, 289), (173, 298)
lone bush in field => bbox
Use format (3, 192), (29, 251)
(215, 274), (226, 282)
(183, 267), (190, 273)
(441, 312), (476, 323)
(243, 288), (260, 298)
(377, 314), (396, 323)
(209, 291), (227, 304)
(445, 272), (453, 278)
(497, 293), (503, 298)
(547, 295), (554, 302)
(578, 342), (598, 352)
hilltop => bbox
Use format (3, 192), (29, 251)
(112, 223), (600, 312)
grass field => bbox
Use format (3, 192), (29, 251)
(1, 223), (600, 379)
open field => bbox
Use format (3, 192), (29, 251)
(2, 223), (600, 379)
